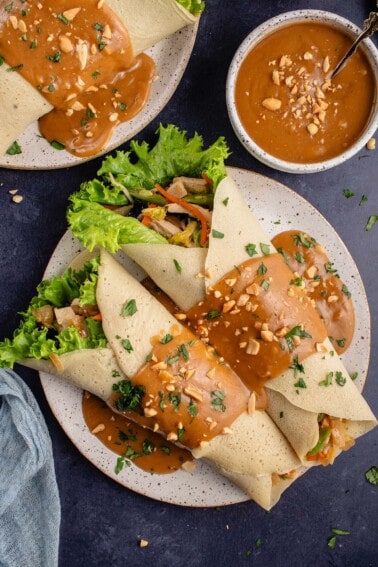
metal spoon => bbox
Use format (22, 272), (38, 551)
(331, 10), (378, 79)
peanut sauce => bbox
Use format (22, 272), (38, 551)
(271, 230), (355, 354)
(234, 22), (375, 163)
(82, 391), (192, 474)
(0, 0), (155, 156)
(109, 327), (249, 449)
(186, 254), (327, 398)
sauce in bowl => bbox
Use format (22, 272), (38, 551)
(234, 22), (375, 164)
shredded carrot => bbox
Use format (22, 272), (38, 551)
(141, 214), (152, 227)
(91, 313), (103, 321)
(201, 172), (213, 187)
(154, 183), (208, 246)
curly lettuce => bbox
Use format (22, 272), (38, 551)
(67, 124), (229, 252)
(176, 0), (205, 15)
(0, 258), (107, 368)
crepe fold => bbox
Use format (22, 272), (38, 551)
(0, 0), (199, 156)
(120, 174), (377, 465)
(21, 249), (303, 511)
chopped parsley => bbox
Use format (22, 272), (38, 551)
(50, 140), (65, 150)
(57, 13), (69, 25)
(160, 333), (173, 344)
(47, 51), (61, 63)
(365, 215), (378, 232)
(341, 284), (351, 298)
(319, 372), (333, 387)
(142, 439), (155, 455)
(177, 343), (190, 361)
(359, 195), (368, 206)
(168, 392), (181, 411)
(260, 279), (270, 291)
(289, 356), (305, 378)
(205, 309), (222, 320)
(295, 252), (305, 263)
(6, 141), (22, 155)
(294, 377), (307, 389)
(121, 338), (133, 353)
(245, 243), (258, 257)
(284, 326), (312, 352)
(173, 259), (182, 273)
(365, 466), (378, 485)
(293, 233), (315, 248)
(211, 390), (226, 412)
(212, 229), (224, 239)
(260, 243), (270, 256)
(122, 299), (137, 317)
(324, 262), (338, 275)
(257, 263), (267, 275)
(331, 528), (350, 536)
(112, 369), (121, 378)
(343, 188), (355, 198)
(160, 445), (171, 455)
(336, 338), (346, 348)
(112, 380), (145, 412)
(222, 197), (229, 206)
(335, 371), (347, 386)
(350, 372), (358, 381)
(188, 398), (198, 417)
(290, 276), (303, 287)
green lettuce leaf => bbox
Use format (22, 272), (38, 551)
(0, 258), (107, 368)
(67, 199), (167, 253)
(176, 0), (204, 15)
(70, 124), (229, 207)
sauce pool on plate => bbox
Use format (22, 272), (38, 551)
(234, 22), (376, 163)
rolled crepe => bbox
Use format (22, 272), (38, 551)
(0, 63), (53, 156)
(0, 0), (199, 156)
(121, 174), (377, 464)
(20, 248), (303, 510)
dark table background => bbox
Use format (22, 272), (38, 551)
(1, 1), (377, 565)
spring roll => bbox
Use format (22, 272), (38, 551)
(0, 0), (201, 156)
(121, 175), (376, 465)
(0, 248), (303, 510)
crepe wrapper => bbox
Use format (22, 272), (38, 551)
(0, 0), (198, 156)
(121, 173), (377, 464)
(21, 249), (303, 511)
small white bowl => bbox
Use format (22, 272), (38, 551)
(226, 10), (378, 174)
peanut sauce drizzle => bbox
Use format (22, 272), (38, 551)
(0, 0), (155, 156)
(82, 391), (192, 474)
(186, 254), (327, 401)
(109, 327), (249, 449)
(271, 230), (355, 354)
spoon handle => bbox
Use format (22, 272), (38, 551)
(331, 11), (378, 78)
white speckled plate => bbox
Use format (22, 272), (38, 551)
(0, 22), (198, 170)
(39, 167), (370, 506)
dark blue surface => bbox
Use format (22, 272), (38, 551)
(0, 1), (377, 565)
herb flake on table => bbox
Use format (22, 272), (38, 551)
(343, 188), (355, 198)
(364, 215), (377, 231)
(365, 465), (378, 485)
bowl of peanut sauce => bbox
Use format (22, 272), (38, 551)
(226, 10), (378, 173)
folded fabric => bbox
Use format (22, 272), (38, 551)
(0, 369), (61, 567)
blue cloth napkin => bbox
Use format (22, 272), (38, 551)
(0, 369), (61, 567)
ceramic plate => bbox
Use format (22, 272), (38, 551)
(0, 22), (198, 170)
(39, 167), (370, 507)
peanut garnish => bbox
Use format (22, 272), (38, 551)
(262, 97), (282, 111)
(183, 385), (203, 402)
(91, 423), (105, 434)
